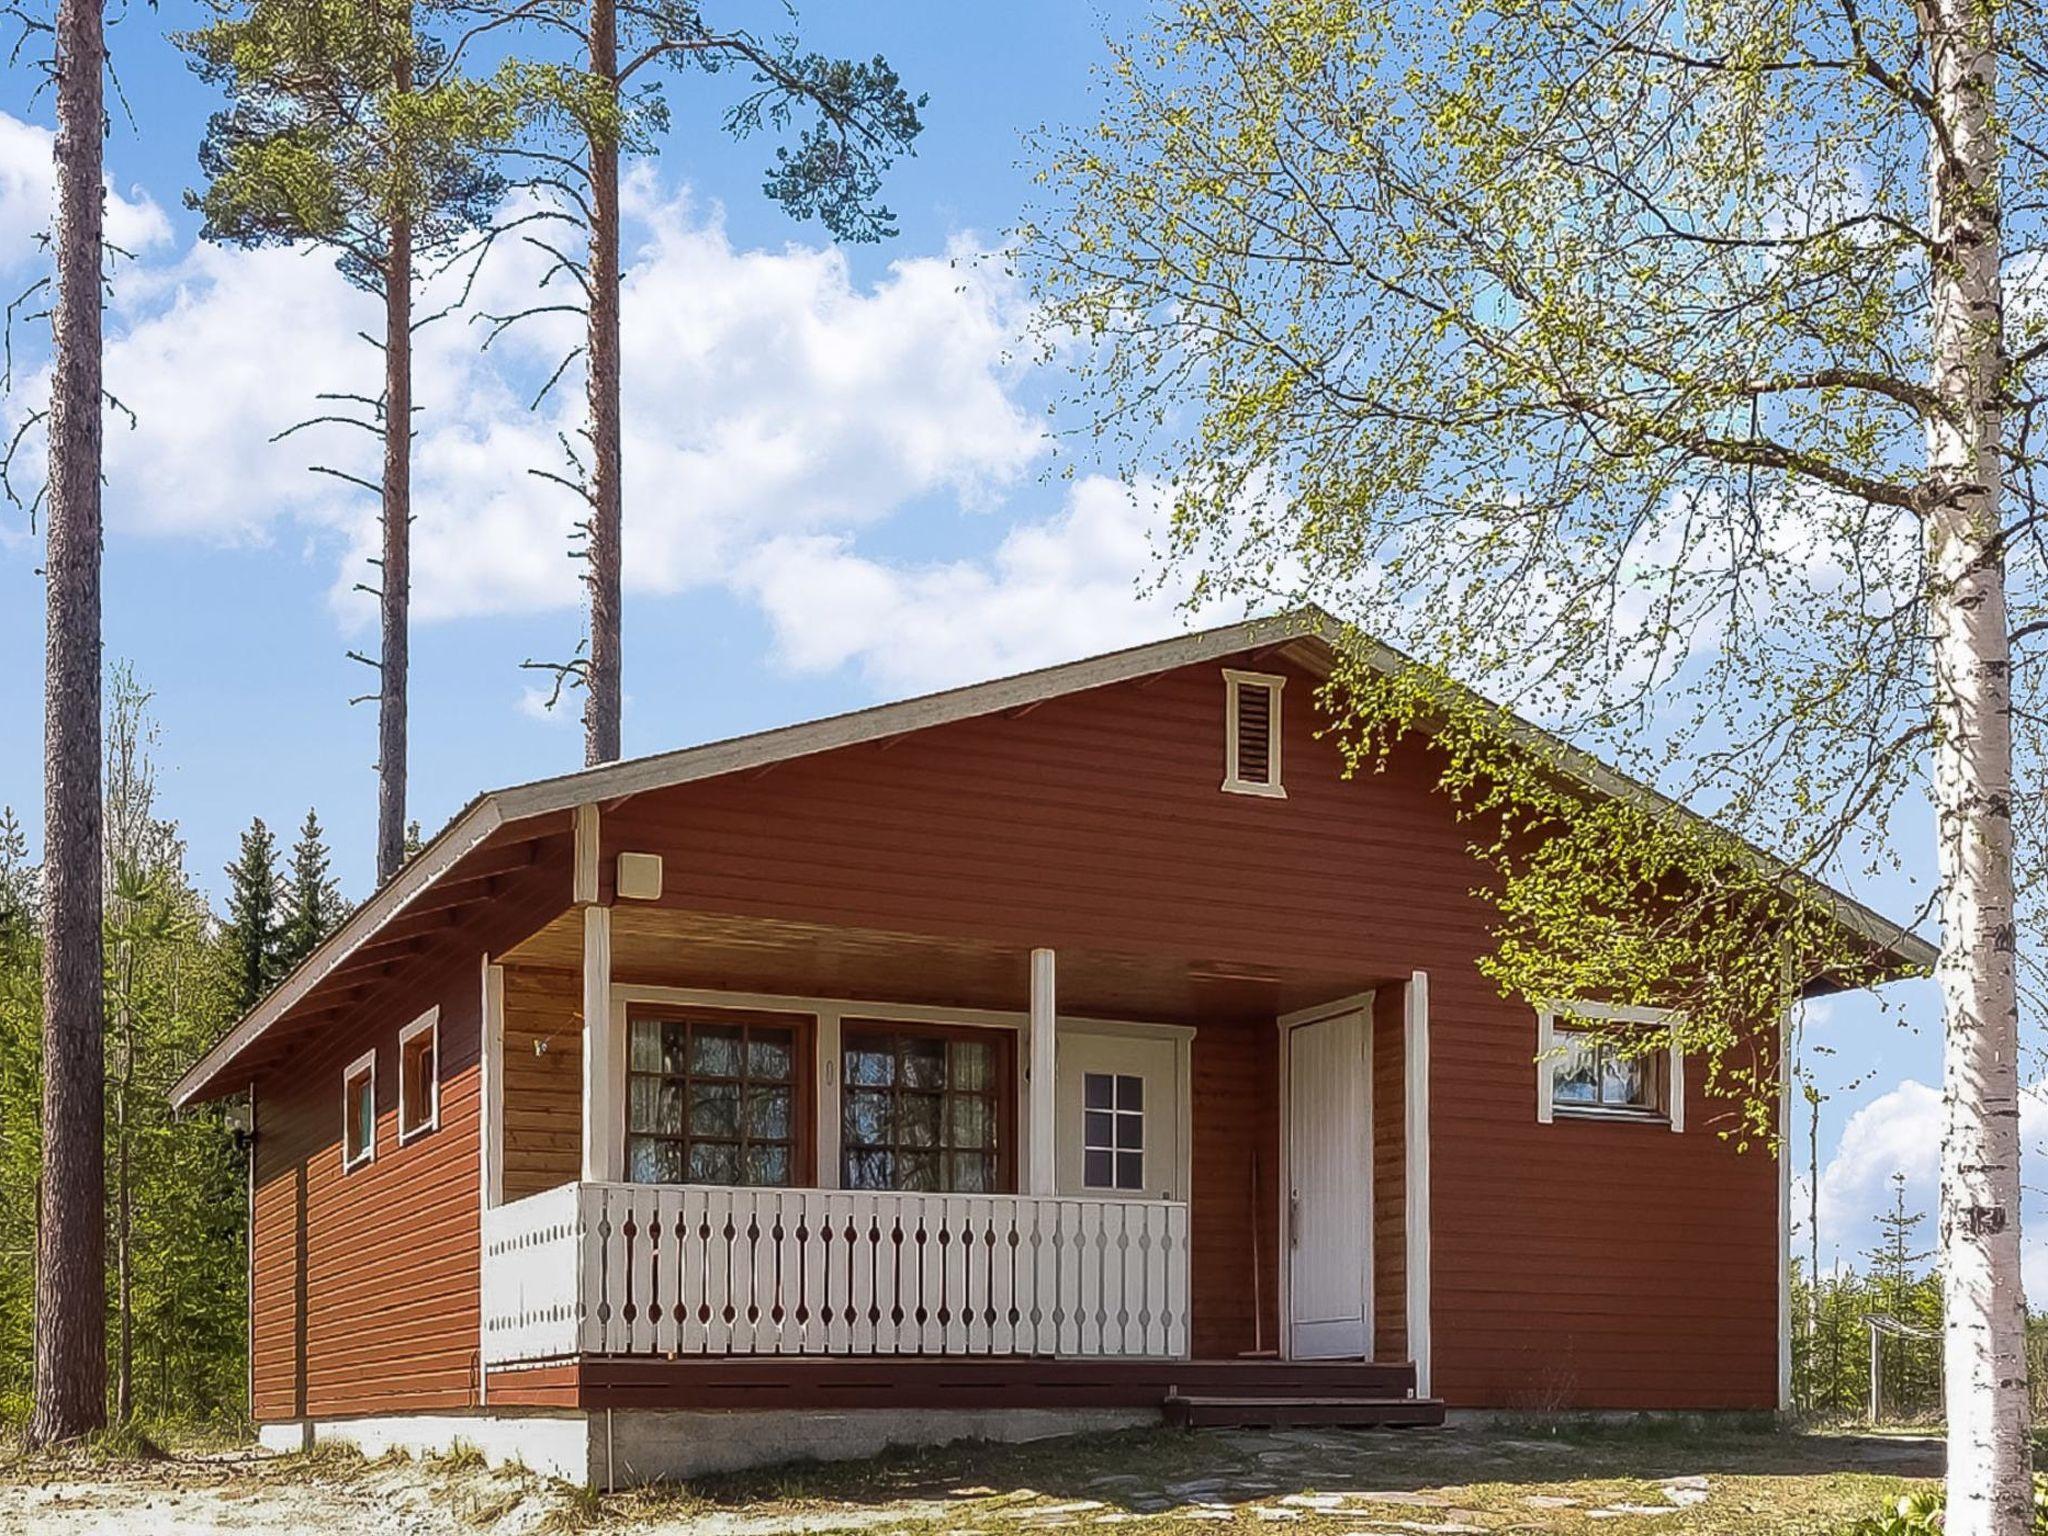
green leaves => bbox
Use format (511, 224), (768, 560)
(1023, 0), (2023, 1136)
(180, 0), (525, 288)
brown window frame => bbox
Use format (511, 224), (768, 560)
(623, 1006), (816, 1188)
(840, 1019), (1016, 1195)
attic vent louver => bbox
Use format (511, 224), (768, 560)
(1222, 669), (1287, 798)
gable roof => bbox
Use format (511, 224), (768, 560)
(171, 607), (1935, 1107)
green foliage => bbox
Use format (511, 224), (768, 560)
(220, 818), (280, 1016)
(180, 0), (529, 290)
(495, 3), (927, 244)
(0, 670), (270, 1430)
(1023, 0), (2039, 1134)
(276, 810), (347, 976)
(1845, 1478), (2048, 1533)
(1846, 1488), (1950, 1534)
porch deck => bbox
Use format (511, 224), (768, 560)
(487, 1353), (1442, 1426)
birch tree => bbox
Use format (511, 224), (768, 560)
(1033, 0), (2042, 1525)
(182, 1), (524, 884)
(469, 1), (923, 765)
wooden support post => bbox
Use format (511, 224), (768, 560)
(1028, 948), (1057, 1195)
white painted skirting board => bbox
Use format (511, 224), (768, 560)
(262, 1411), (595, 1484)
(258, 1405), (1154, 1489)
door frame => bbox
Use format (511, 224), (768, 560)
(1275, 992), (1376, 1362)
(1054, 1018), (1196, 1203)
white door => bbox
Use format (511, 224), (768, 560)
(1056, 1031), (1184, 1201)
(1287, 1009), (1371, 1359)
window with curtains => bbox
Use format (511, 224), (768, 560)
(626, 1012), (806, 1185)
(841, 1024), (1011, 1193)
(1551, 1026), (1669, 1116)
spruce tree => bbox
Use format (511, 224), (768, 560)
(277, 809), (346, 974)
(221, 819), (281, 1013)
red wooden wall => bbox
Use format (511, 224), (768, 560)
(246, 646), (1784, 1417)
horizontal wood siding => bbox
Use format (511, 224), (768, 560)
(1371, 987), (1408, 1364)
(501, 963), (582, 1199)
(592, 655), (1780, 1409)
(251, 952), (484, 1421)
(1188, 1021), (1279, 1358)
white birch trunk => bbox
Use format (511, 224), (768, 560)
(1926, 3), (2029, 1530)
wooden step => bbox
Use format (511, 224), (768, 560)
(1164, 1394), (1447, 1429)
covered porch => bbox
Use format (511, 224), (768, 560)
(475, 870), (1435, 1415)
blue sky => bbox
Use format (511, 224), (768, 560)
(0, 1), (1970, 1286)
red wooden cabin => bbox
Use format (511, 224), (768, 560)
(173, 611), (1929, 1486)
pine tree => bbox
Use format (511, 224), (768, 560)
(478, 0), (924, 765)
(221, 820), (281, 1014)
(277, 810), (347, 974)
(181, 1), (527, 884)
(31, 0), (110, 1449)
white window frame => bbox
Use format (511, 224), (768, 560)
(1535, 1001), (1684, 1133)
(342, 1047), (378, 1170)
(398, 1007), (440, 1144)
(1222, 668), (1287, 798)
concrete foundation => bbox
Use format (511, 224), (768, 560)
(256, 1404), (1158, 1488)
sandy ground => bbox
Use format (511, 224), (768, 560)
(0, 1446), (575, 1536)
(0, 1423), (1946, 1536)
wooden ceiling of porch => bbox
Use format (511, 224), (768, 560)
(497, 904), (1379, 1027)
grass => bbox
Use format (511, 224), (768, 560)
(590, 1419), (1941, 1535)
(0, 1414), (1944, 1534)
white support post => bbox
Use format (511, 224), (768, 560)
(1028, 948), (1057, 1195)
(480, 959), (505, 1211)
(1404, 970), (1433, 1399)
(816, 1008), (844, 1188)
(573, 803), (601, 906)
(1779, 992), (1796, 1414)
(583, 904), (618, 1183)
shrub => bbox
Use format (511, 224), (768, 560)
(1849, 1478), (2048, 1534)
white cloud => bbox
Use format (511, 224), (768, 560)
(739, 474), (1235, 694)
(1815, 1079), (1941, 1267)
(1816, 1074), (2048, 1308)
(0, 115), (1221, 706)
(0, 113), (169, 267)
(19, 161), (1048, 638)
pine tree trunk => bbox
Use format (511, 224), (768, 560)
(29, 0), (107, 1451)
(113, 939), (132, 1425)
(1926, 2), (2029, 1529)
(584, 0), (624, 768)
(377, 206), (411, 886)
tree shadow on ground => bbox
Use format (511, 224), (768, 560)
(656, 1419), (1943, 1521)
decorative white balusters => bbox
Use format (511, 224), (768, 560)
(480, 1182), (1191, 1365)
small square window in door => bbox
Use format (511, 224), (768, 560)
(1082, 1071), (1145, 1191)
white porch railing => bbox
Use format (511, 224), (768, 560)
(481, 1181), (1190, 1365)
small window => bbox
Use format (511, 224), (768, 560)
(1552, 1029), (1665, 1113)
(398, 1009), (439, 1142)
(342, 1049), (376, 1170)
(1082, 1072), (1145, 1191)
(842, 1023), (1011, 1193)
(1222, 669), (1286, 797)
(1538, 1003), (1683, 1129)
